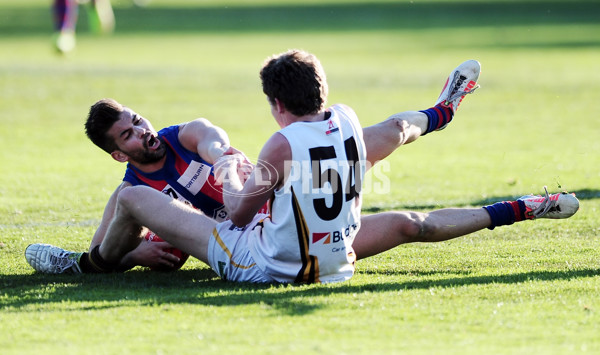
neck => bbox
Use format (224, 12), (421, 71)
(282, 111), (325, 127)
(129, 155), (167, 174)
(301, 111), (326, 122)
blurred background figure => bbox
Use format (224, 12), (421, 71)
(53, 0), (115, 53)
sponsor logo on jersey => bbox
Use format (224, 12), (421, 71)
(312, 232), (331, 244)
(325, 119), (339, 135)
(312, 223), (359, 246)
(213, 205), (228, 222)
(177, 160), (211, 195)
(161, 184), (193, 206)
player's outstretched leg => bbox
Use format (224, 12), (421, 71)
(420, 59), (481, 134)
(484, 186), (579, 229)
(25, 243), (83, 274)
(353, 186), (579, 260)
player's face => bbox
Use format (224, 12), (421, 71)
(108, 107), (167, 164)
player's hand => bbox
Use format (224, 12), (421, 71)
(236, 159), (255, 184)
(222, 146), (252, 164)
(214, 153), (251, 185)
(128, 240), (180, 269)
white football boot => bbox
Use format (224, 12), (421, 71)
(518, 186), (580, 219)
(436, 59), (481, 115)
(25, 243), (83, 274)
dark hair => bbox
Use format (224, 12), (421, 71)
(85, 98), (123, 153)
(260, 49), (328, 116)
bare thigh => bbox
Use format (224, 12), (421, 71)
(118, 185), (217, 264)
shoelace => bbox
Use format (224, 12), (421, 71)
(445, 71), (480, 104)
(49, 250), (76, 273)
(531, 186), (555, 218)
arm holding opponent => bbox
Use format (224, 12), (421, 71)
(214, 132), (288, 227)
(177, 118), (238, 164)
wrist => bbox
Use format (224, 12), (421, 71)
(207, 142), (229, 164)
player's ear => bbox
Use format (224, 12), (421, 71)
(274, 98), (286, 114)
(110, 150), (129, 163)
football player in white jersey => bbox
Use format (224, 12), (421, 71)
(26, 50), (579, 282)
(212, 50), (368, 283)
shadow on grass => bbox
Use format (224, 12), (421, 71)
(1, 267), (597, 315)
(1, 1), (599, 41)
(363, 188), (600, 213)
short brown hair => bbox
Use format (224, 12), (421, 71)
(260, 49), (328, 116)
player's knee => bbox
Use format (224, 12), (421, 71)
(412, 213), (445, 242)
(394, 211), (446, 243)
(115, 186), (146, 212)
(387, 211), (425, 243)
(386, 117), (409, 143)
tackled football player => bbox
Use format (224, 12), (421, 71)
(25, 50), (579, 282)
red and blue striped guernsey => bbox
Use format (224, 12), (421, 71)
(123, 125), (229, 222)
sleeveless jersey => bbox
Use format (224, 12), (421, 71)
(123, 125), (229, 222)
(249, 104), (367, 283)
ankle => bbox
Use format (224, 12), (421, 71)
(420, 104), (454, 135)
(79, 245), (118, 273)
(483, 200), (526, 230)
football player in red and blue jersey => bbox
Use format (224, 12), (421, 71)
(83, 98), (271, 271)
(50, 98), (249, 271)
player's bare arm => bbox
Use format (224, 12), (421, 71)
(177, 118), (231, 164)
(215, 132), (289, 227)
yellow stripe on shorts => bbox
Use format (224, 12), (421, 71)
(212, 228), (256, 269)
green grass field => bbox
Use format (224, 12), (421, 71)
(1, 0), (599, 353)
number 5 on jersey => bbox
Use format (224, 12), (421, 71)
(309, 136), (361, 221)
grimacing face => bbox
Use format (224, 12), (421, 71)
(107, 107), (167, 164)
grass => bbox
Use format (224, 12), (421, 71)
(0, 0), (599, 354)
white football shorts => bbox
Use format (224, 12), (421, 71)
(208, 213), (276, 283)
